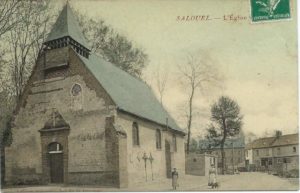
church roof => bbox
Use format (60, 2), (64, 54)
(46, 3), (89, 49)
(78, 53), (185, 134)
(44, 3), (184, 134)
(199, 138), (245, 149)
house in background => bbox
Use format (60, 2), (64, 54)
(186, 153), (218, 176)
(245, 143), (254, 171)
(198, 138), (245, 173)
(245, 131), (299, 176)
(4, 3), (186, 188)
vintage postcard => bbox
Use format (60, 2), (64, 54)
(0, 0), (298, 192)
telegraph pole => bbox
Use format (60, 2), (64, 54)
(232, 141), (234, 175)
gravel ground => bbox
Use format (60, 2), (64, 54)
(2, 172), (299, 192)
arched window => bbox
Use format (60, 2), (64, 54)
(172, 134), (177, 152)
(132, 122), (139, 146)
(156, 129), (162, 149)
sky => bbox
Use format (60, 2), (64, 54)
(57, 0), (298, 138)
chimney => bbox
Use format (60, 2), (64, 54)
(275, 130), (282, 138)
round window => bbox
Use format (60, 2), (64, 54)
(71, 84), (82, 96)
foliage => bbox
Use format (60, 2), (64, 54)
(206, 96), (243, 141)
(76, 13), (148, 78)
(189, 138), (198, 152)
(206, 96), (243, 174)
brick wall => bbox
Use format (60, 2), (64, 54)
(5, 45), (185, 187)
(5, 47), (117, 186)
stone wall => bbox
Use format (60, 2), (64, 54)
(116, 112), (185, 187)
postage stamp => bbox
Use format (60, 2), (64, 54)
(250, 0), (291, 22)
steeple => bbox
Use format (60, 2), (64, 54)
(44, 2), (90, 58)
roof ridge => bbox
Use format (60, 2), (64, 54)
(253, 136), (275, 141)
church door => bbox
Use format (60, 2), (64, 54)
(48, 143), (64, 183)
(165, 140), (172, 178)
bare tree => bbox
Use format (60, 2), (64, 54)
(0, 1), (54, 184)
(7, 0), (53, 100)
(76, 13), (148, 78)
(0, 0), (21, 37)
(154, 64), (169, 105)
(178, 53), (220, 154)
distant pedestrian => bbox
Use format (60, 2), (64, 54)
(208, 164), (218, 189)
(172, 168), (179, 190)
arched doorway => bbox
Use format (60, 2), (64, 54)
(48, 142), (64, 183)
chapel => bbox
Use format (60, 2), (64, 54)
(5, 3), (186, 187)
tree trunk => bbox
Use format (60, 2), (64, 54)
(221, 143), (225, 175)
(220, 118), (227, 174)
(186, 87), (195, 154)
(1, 145), (5, 185)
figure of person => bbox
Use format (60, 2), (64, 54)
(171, 168), (179, 190)
(208, 164), (217, 189)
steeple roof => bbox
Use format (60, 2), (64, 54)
(46, 3), (89, 49)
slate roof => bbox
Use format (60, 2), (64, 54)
(78, 53), (185, 134)
(199, 138), (245, 150)
(45, 3), (184, 134)
(248, 133), (299, 149)
(46, 3), (90, 49)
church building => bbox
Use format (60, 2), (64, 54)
(5, 3), (186, 188)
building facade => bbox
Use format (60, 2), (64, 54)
(245, 132), (299, 175)
(4, 4), (186, 188)
(198, 138), (245, 173)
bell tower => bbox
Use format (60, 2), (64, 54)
(44, 2), (90, 57)
(41, 2), (90, 79)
